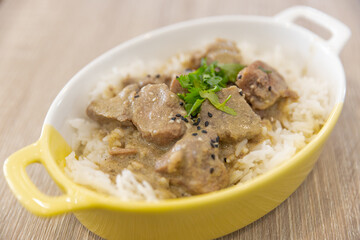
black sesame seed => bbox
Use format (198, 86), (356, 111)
(192, 133), (198, 136)
(210, 168), (214, 174)
(180, 116), (188, 122)
(239, 91), (243, 96)
(211, 139), (216, 143)
(176, 75), (179, 79)
(238, 74), (242, 80)
(223, 157), (227, 162)
(176, 114), (181, 117)
(202, 130), (207, 134)
(193, 118), (201, 126)
(171, 117), (176, 121)
(179, 102), (184, 106)
(210, 142), (215, 148)
(134, 95), (140, 98)
(205, 121), (209, 127)
(197, 126), (201, 130)
(214, 144), (219, 148)
(268, 86), (272, 91)
(216, 136), (220, 142)
(208, 112), (213, 118)
(155, 74), (160, 78)
(211, 154), (215, 160)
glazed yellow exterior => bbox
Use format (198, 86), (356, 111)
(3, 103), (343, 239)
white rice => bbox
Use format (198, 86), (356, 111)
(64, 42), (330, 201)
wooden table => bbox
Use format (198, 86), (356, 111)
(1, 0), (359, 239)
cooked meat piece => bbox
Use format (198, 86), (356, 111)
(235, 60), (298, 110)
(168, 75), (186, 94)
(187, 39), (242, 68)
(121, 74), (172, 89)
(86, 84), (139, 125)
(156, 130), (228, 195)
(199, 86), (261, 142)
(108, 147), (137, 155)
(138, 74), (172, 88)
(132, 83), (187, 146)
(205, 38), (242, 64)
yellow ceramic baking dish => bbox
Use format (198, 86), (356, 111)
(3, 6), (350, 240)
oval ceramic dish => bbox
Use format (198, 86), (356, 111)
(4, 6), (350, 240)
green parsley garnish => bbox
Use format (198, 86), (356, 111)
(177, 59), (245, 117)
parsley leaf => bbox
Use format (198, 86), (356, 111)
(218, 63), (246, 82)
(187, 98), (205, 116)
(177, 59), (243, 117)
(199, 91), (237, 116)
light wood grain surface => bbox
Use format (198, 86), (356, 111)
(1, 0), (359, 239)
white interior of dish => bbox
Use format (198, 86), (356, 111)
(43, 16), (346, 144)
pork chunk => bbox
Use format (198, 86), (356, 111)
(168, 75), (186, 94)
(199, 86), (261, 142)
(132, 83), (187, 146)
(156, 130), (229, 195)
(235, 60), (298, 110)
(205, 38), (242, 64)
(138, 74), (172, 88)
(121, 74), (172, 89)
(188, 39), (242, 68)
(86, 84), (139, 126)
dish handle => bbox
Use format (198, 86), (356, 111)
(3, 136), (93, 216)
(274, 6), (351, 54)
